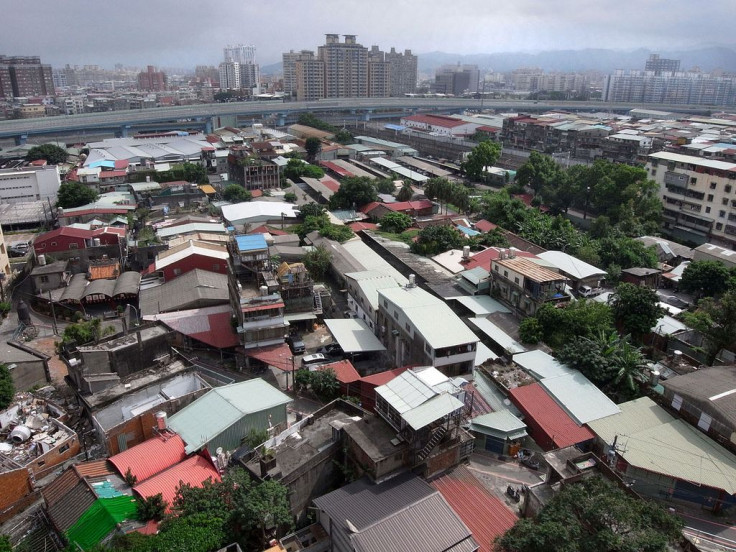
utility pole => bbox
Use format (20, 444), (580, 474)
(48, 291), (58, 335)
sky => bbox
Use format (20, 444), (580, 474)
(3, 0), (735, 70)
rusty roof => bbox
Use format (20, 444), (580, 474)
(74, 459), (114, 479)
(494, 256), (565, 283)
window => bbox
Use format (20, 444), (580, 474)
(723, 198), (729, 205)
(405, 322), (411, 332)
(727, 185), (733, 193)
(710, 182), (717, 190)
(671, 394), (683, 411)
(504, 270), (509, 278)
(716, 223), (724, 230)
(40, 275), (49, 283)
(59, 443), (70, 454)
(68, 243), (78, 249)
(720, 211), (727, 218)
(698, 412), (712, 432)
(51, 241), (57, 247)
(514, 277), (520, 284)
(393, 310), (398, 320)
(690, 177), (697, 184)
(707, 194), (714, 202)
(706, 207), (711, 214)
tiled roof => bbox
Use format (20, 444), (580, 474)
(319, 359), (361, 384)
(432, 466), (517, 552)
(360, 367), (409, 387)
(109, 434), (187, 482)
(47, 481), (96, 532)
(474, 219), (498, 233)
(74, 459), (115, 479)
(509, 383), (594, 449)
(133, 453), (221, 511)
(494, 256), (565, 283)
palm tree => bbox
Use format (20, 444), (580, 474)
(609, 335), (648, 401)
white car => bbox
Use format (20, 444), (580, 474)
(301, 353), (327, 368)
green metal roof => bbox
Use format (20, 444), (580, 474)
(168, 379), (291, 454)
(66, 496), (138, 551)
(469, 410), (527, 440)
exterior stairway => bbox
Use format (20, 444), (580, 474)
(416, 425), (447, 463)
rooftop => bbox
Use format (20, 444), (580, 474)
(536, 250), (606, 281)
(494, 256), (566, 283)
(324, 318), (387, 353)
(234, 233), (268, 252)
(539, 371), (620, 425)
(660, 366), (736, 429)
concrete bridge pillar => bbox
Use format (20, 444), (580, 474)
(120, 125), (131, 138)
(204, 118), (213, 134)
(14, 134), (27, 145)
(276, 113), (286, 127)
(362, 110), (373, 122)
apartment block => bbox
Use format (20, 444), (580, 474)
(646, 151), (736, 247)
(0, 55), (55, 98)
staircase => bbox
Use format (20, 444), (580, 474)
(313, 292), (323, 314)
(416, 425), (447, 463)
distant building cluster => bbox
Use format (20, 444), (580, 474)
(282, 34), (417, 100)
(219, 43), (261, 96)
(433, 64), (480, 96)
(604, 53), (736, 105)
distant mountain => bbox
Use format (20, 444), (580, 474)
(261, 61), (282, 76)
(418, 47), (736, 74)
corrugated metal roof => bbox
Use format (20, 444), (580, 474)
(469, 410), (527, 439)
(432, 465), (517, 552)
(43, 467), (81, 507)
(588, 397), (736, 494)
(66, 496), (138, 550)
(467, 318), (525, 355)
(376, 370), (439, 413)
(319, 359), (361, 384)
(539, 372), (620, 425)
(402, 393), (465, 430)
(509, 383), (594, 449)
(47, 481), (96, 532)
(74, 459), (114, 479)
(133, 454), (221, 511)
(145, 304), (240, 348)
(649, 151), (736, 171)
(234, 233), (268, 252)
(108, 434), (187, 482)
(113, 271), (141, 297)
(168, 379), (291, 453)
(512, 350), (574, 381)
(661, 367), (736, 429)
(448, 295), (509, 316)
(139, 268), (229, 315)
(494, 256), (566, 283)
(537, 251), (606, 281)
(324, 318), (387, 353)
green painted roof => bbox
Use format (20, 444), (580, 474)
(168, 379), (291, 454)
(66, 496), (138, 551)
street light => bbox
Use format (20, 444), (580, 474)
(126, 304), (139, 327)
(583, 186), (591, 220)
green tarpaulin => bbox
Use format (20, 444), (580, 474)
(66, 496), (138, 550)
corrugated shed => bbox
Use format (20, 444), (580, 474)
(509, 383), (594, 450)
(66, 496), (138, 551)
(133, 453), (220, 511)
(109, 434), (187, 482)
(47, 482), (96, 533)
(539, 371), (620, 425)
(432, 466), (517, 552)
(43, 468), (80, 507)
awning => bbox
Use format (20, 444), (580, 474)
(246, 343), (294, 371)
(284, 312), (317, 323)
(324, 318), (386, 353)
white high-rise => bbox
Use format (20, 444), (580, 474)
(220, 44), (260, 95)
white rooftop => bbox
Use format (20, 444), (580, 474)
(537, 251), (607, 281)
(513, 350), (574, 380)
(539, 371), (620, 425)
(467, 317), (525, 355)
(649, 151), (736, 171)
(323, 318), (386, 353)
(221, 201), (300, 225)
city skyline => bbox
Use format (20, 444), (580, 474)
(5, 0), (736, 69)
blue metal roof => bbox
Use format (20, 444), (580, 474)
(384, 123), (406, 131)
(234, 233), (268, 252)
(456, 225), (480, 237)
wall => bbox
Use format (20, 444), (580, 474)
(281, 442), (340, 522)
(162, 254), (229, 282)
(0, 468), (34, 516)
(9, 361), (48, 391)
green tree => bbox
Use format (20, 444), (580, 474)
(26, 143), (68, 165)
(396, 183), (413, 202)
(304, 137), (322, 162)
(56, 181), (98, 208)
(310, 368), (340, 401)
(137, 493), (168, 521)
(329, 177), (377, 209)
(0, 364), (14, 410)
(611, 283), (663, 341)
(496, 476), (682, 552)
(682, 291), (736, 365)
(375, 179), (396, 194)
(411, 225), (464, 256)
(303, 245), (332, 280)
(680, 260), (731, 298)
(180, 162), (207, 184)
(154, 513), (226, 552)
(284, 191), (297, 203)
(0, 535), (11, 552)
(531, 300), (614, 349)
(297, 112), (336, 132)
(222, 183), (252, 203)
(462, 141), (501, 182)
(298, 202), (326, 218)
(334, 128), (354, 144)
(231, 477), (293, 547)
(519, 317), (543, 344)
(380, 212), (413, 234)
(243, 428), (270, 449)
(62, 318), (102, 346)
(515, 151), (562, 196)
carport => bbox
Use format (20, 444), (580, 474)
(324, 319), (386, 359)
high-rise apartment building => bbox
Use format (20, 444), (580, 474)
(434, 64), (479, 96)
(220, 44), (260, 95)
(285, 35), (414, 100)
(137, 65), (167, 92)
(385, 47), (417, 96)
(645, 54), (680, 75)
(603, 70), (735, 105)
(0, 55), (55, 98)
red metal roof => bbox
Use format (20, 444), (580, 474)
(246, 343), (294, 371)
(509, 383), (594, 449)
(359, 201), (383, 215)
(404, 114), (467, 128)
(432, 465), (517, 552)
(348, 222), (379, 232)
(320, 161), (353, 177)
(154, 306), (240, 349)
(114, 160), (129, 169)
(474, 219), (498, 233)
(388, 199), (433, 212)
(464, 247), (536, 271)
(109, 434), (187, 482)
(242, 302), (285, 313)
(133, 453), (221, 512)
(249, 225), (288, 236)
(58, 207), (129, 217)
(360, 366), (409, 386)
(321, 177), (340, 192)
(319, 359), (360, 384)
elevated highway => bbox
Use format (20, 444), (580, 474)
(0, 97), (720, 143)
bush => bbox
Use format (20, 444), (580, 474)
(519, 317), (543, 344)
(284, 192), (297, 203)
(0, 364), (14, 410)
(137, 493), (168, 521)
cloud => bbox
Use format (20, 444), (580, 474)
(4, 0), (736, 69)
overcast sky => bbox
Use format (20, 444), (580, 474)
(3, 0), (735, 69)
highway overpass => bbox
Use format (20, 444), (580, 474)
(0, 97), (719, 143)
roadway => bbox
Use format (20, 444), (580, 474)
(0, 97), (721, 139)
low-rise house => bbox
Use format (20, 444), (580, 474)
(491, 254), (570, 316)
(0, 341), (50, 391)
(168, 378), (291, 454)
(152, 239), (230, 282)
(30, 259), (70, 293)
(620, 267), (661, 288)
(33, 226), (126, 256)
(377, 279), (479, 375)
(345, 270), (403, 330)
(468, 410), (528, 456)
(536, 250), (607, 291)
(693, 243), (736, 269)
(139, 268), (229, 316)
(230, 282), (288, 350)
(221, 201), (300, 228)
(230, 233), (270, 281)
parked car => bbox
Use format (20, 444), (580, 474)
(517, 448), (540, 470)
(301, 353), (327, 368)
(286, 334), (305, 355)
(316, 343), (344, 358)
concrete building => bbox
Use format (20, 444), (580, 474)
(693, 242), (736, 269)
(603, 70), (735, 105)
(0, 223), (9, 293)
(345, 270), (402, 330)
(137, 65), (166, 92)
(434, 64), (479, 96)
(385, 47), (417, 96)
(646, 151), (736, 247)
(645, 53), (681, 75)
(319, 34), (368, 98)
(491, 254), (570, 316)
(376, 279), (479, 375)
(283, 50), (314, 98)
(0, 55), (54, 98)
(0, 164), (61, 204)
(152, 240), (230, 282)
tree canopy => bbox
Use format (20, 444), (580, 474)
(610, 283), (663, 340)
(411, 225), (464, 256)
(516, 151), (564, 197)
(380, 212), (413, 234)
(520, 300), (614, 349)
(222, 184), (252, 203)
(328, 177), (377, 209)
(462, 141), (501, 182)
(283, 158), (325, 181)
(26, 143), (68, 165)
(396, 183), (413, 202)
(496, 476), (683, 552)
(304, 137), (322, 162)
(303, 245), (332, 280)
(681, 290), (736, 365)
(297, 112), (336, 132)
(0, 364), (14, 410)
(56, 181), (98, 208)
(679, 260), (733, 298)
